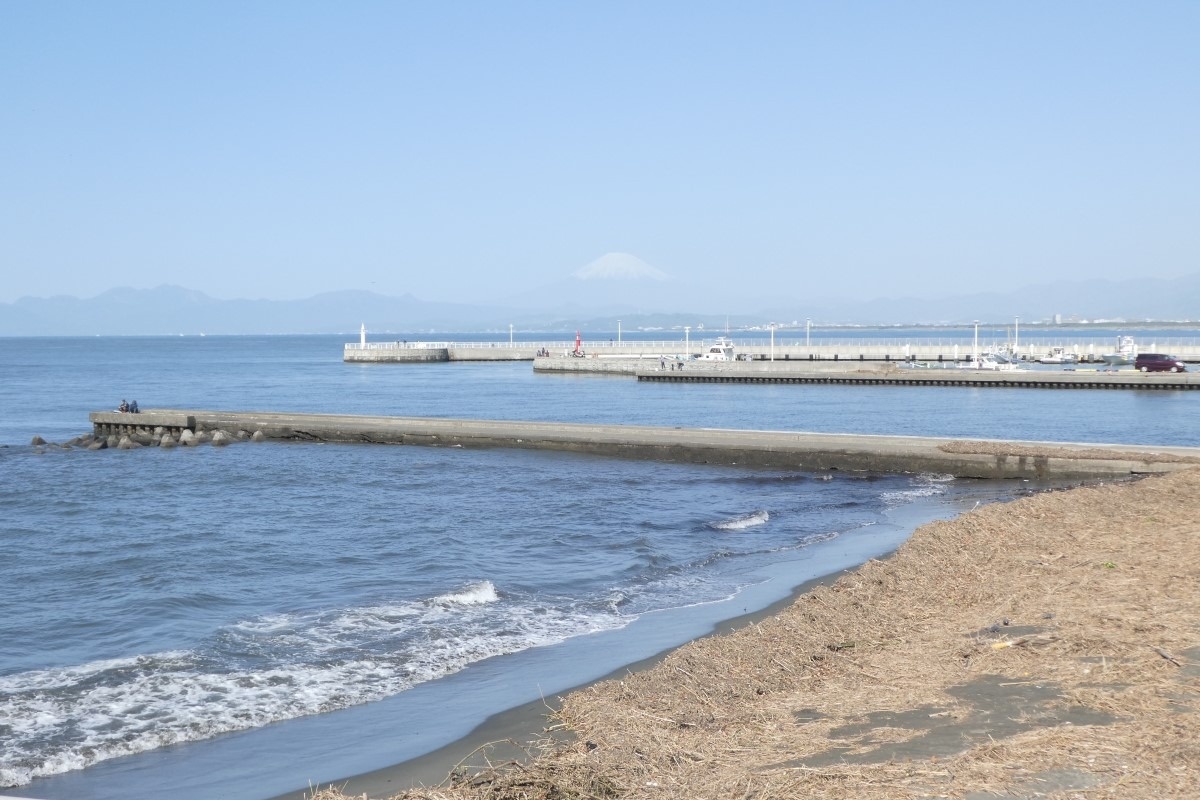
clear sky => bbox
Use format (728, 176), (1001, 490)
(2, 1), (1197, 305)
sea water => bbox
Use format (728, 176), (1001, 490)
(0, 334), (1195, 799)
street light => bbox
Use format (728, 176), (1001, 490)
(509, 323), (513, 346)
(617, 320), (621, 345)
(770, 323), (776, 362)
(1014, 315), (1020, 356)
(805, 318), (811, 349)
(684, 326), (691, 356)
(973, 320), (979, 366)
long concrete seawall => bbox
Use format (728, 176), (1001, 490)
(346, 340), (1200, 363)
(531, 358), (1200, 389)
(90, 410), (1200, 480)
(633, 362), (1200, 390)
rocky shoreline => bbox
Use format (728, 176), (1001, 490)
(29, 426), (266, 451)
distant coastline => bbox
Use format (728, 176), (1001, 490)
(2, 276), (1199, 336)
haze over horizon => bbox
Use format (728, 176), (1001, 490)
(3, 3), (1197, 308)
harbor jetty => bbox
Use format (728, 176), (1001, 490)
(344, 334), (1200, 365)
(531, 357), (1200, 389)
(89, 410), (1200, 480)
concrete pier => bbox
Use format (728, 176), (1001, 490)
(89, 409), (1200, 480)
(531, 357), (1200, 389)
(346, 338), (1200, 364)
(632, 362), (1200, 390)
(91, 411), (196, 437)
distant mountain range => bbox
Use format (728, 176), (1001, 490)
(1, 272), (1198, 336)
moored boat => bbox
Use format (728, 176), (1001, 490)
(1101, 336), (1137, 366)
(697, 337), (737, 361)
(958, 353), (1026, 371)
(1037, 346), (1078, 364)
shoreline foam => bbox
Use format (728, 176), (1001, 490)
(274, 482), (1024, 799)
(305, 469), (1199, 799)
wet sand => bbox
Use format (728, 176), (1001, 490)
(303, 467), (1200, 800)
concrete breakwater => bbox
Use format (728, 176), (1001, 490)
(533, 358), (1199, 389)
(345, 339), (1200, 364)
(88, 410), (1200, 480)
(634, 362), (1200, 390)
(532, 357), (889, 376)
(84, 411), (261, 449)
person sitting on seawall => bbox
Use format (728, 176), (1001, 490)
(118, 399), (129, 413)
(130, 400), (139, 414)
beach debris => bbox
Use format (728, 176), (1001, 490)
(1152, 646), (1183, 667)
(990, 634), (1058, 650)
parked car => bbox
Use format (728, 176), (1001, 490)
(1134, 353), (1187, 373)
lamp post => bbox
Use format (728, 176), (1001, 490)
(684, 326), (691, 356)
(617, 320), (621, 344)
(973, 320), (979, 366)
(1014, 315), (1020, 356)
(770, 323), (776, 362)
(805, 318), (811, 349)
(509, 324), (513, 346)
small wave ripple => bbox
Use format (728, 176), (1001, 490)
(880, 473), (955, 505)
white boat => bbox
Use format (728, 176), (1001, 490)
(1101, 336), (1137, 366)
(698, 337), (737, 361)
(1036, 346), (1078, 364)
(958, 353), (1026, 371)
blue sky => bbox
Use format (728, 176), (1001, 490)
(2, 1), (1196, 305)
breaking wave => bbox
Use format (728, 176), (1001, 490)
(709, 510), (770, 531)
(0, 580), (623, 788)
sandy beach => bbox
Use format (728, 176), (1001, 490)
(307, 468), (1199, 800)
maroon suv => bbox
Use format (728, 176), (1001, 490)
(1134, 353), (1187, 373)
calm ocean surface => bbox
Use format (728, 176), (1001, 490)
(1, 333), (1196, 799)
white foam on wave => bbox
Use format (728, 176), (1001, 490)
(0, 581), (626, 788)
(0, 651), (192, 694)
(880, 473), (955, 505)
(430, 580), (500, 606)
(710, 510), (770, 531)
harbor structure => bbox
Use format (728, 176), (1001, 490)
(344, 333), (1200, 365)
(89, 409), (1200, 481)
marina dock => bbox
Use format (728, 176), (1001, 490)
(530, 357), (1200, 389)
(89, 409), (1200, 480)
(632, 363), (1199, 390)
